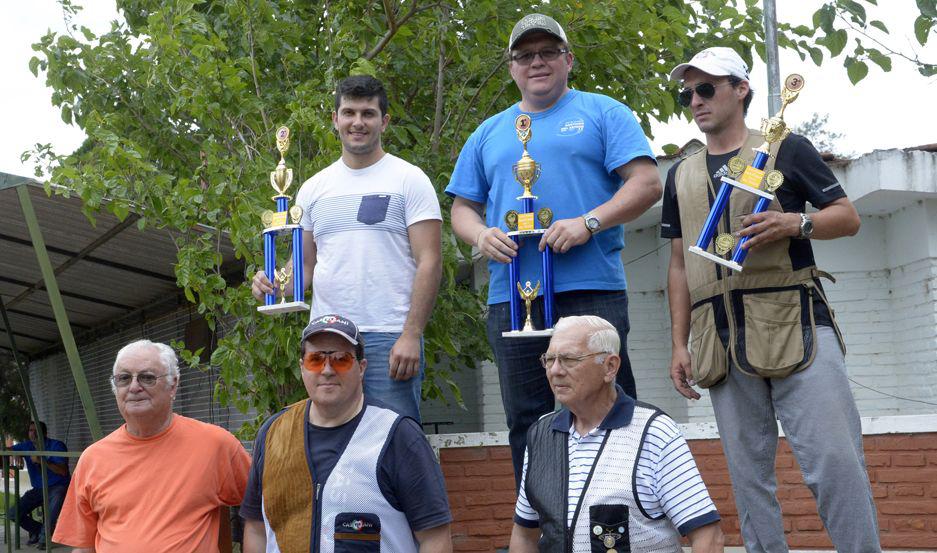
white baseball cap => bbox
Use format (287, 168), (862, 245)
(669, 47), (751, 84)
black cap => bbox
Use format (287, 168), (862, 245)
(301, 314), (360, 346)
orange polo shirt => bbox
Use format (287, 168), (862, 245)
(53, 415), (250, 552)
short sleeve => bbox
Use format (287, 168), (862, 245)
(295, 176), (317, 232)
(444, 130), (490, 203)
(52, 458), (98, 547)
(634, 415), (719, 536)
(602, 103), (656, 175)
(239, 418), (273, 521)
(776, 134), (846, 209)
(513, 447), (540, 528)
(404, 166), (442, 226)
(217, 434), (252, 506)
(660, 162), (683, 239)
(378, 418), (451, 532)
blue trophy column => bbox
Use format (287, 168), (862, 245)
(732, 150), (771, 265)
(695, 183), (731, 251)
(509, 244), (520, 331)
(541, 248), (554, 327)
(292, 228), (304, 302)
(263, 231), (276, 306)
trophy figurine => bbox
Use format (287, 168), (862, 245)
(688, 74), (805, 272)
(502, 114), (556, 338)
(257, 126), (310, 314)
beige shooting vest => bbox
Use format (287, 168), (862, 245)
(674, 130), (844, 387)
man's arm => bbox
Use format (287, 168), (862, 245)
(738, 196), (860, 250)
(71, 549), (93, 553)
(450, 196), (517, 263)
(508, 523), (539, 553)
(414, 523), (452, 553)
(687, 522), (724, 552)
(45, 459), (69, 476)
(242, 518), (266, 553)
(389, 219), (443, 381)
(539, 156), (662, 252)
(251, 230), (318, 300)
(667, 238), (699, 400)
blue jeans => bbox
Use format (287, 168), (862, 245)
(361, 332), (424, 422)
(6, 484), (68, 540)
(487, 289), (635, 488)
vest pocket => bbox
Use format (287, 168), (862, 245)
(740, 288), (806, 376)
(334, 512), (380, 552)
(588, 504), (630, 553)
(689, 300), (728, 388)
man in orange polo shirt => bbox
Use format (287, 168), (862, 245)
(53, 340), (251, 552)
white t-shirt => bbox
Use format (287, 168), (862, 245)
(295, 153), (441, 332)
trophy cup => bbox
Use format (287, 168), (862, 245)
(257, 126), (310, 314)
(688, 74), (805, 272)
(501, 114), (556, 338)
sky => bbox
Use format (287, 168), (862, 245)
(1, 1), (935, 178)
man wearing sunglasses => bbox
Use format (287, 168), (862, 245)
(446, 12), (662, 491)
(53, 340), (251, 552)
(662, 48), (878, 552)
(510, 315), (723, 552)
(241, 314), (452, 553)
(251, 75), (442, 423)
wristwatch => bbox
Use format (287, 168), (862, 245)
(582, 211), (601, 234)
(798, 213), (814, 239)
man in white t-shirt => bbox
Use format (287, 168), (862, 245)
(252, 75), (442, 422)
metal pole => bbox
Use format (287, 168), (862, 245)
(763, 0), (782, 116)
(16, 185), (102, 440)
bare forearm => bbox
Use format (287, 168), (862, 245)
(415, 524), (452, 553)
(47, 461), (69, 476)
(668, 241), (691, 349)
(509, 524), (540, 553)
(596, 158), (662, 228)
(450, 197), (487, 246)
(404, 258), (441, 336)
(242, 519), (266, 553)
(688, 522), (724, 552)
(809, 199), (860, 240)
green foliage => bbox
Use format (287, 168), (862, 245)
(27, 0), (935, 438)
(0, 359), (31, 440)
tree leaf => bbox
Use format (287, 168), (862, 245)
(867, 49), (892, 72)
(869, 19), (889, 33)
(845, 57), (869, 83)
(825, 29), (848, 56)
(914, 15), (933, 45)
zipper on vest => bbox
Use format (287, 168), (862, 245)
(313, 482), (322, 553)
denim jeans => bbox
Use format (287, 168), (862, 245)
(487, 289), (634, 488)
(6, 484), (68, 540)
(361, 332), (424, 423)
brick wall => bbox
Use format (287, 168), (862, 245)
(439, 433), (937, 551)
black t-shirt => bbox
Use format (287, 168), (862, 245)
(240, 399), (451, 533)
(661, 133), (845, 328)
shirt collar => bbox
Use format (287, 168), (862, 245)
(550, 385), (636, 433)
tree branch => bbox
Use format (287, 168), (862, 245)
(364, 2), (440, 60)
(247, 16), (271, 132)
(430, 9), (447, 153)
(451, 58), (507, 144)
(834, 11), (935, 67)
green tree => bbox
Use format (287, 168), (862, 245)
(794, 112), (850, 157)
(27, 0), (934, 437)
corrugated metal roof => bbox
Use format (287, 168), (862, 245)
(0, 173), (241, 357)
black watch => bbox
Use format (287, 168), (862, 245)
(798, 213), (814, 239)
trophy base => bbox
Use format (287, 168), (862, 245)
(723, 177), (774, 200)
(502, 328), (555, 338)
(688, 246), (743, 272)
(506, 229), (547, 237)
(257, 301), (311, 314)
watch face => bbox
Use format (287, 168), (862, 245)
(587, 217), (600, 230)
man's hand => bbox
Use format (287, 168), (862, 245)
(389, 332), (421, 381)
(687, 521), (724, 552)
(250, 270), (276, 301)
(670, 346), (701, 400)
(538, 217), (591, 253)
(737, 211), (800, 251)
(476, 226), (518, 263)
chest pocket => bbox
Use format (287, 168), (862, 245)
(589, 504), (630, 553)
(357, 194), (391, 225)
(334, 512), (381, 552)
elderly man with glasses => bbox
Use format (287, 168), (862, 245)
(53, 339), (251, 552)
(447, 12), (662, 492)
(510, 316), (723, 553)
(240, 314), (452, 553)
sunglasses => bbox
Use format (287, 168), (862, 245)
(677, 81), (734, 107)
(510, 47), (569, 66)
(111, 372), (172, 388)
(302, 351), (357, 373)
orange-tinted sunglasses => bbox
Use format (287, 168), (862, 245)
(302, 351), (356, 373)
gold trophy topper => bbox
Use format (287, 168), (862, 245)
(759, 74), (804, 148)
(270, 126), (294, 198)
(513, 114), (541, 199)
(517, 280), (541, 332)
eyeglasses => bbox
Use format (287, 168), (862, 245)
(510, 47), (570, 66)
(539, 351), (607, 370)
(111, 372), (172, 388)
(677, 81), (734, 107)
(302, 351), (357, 373)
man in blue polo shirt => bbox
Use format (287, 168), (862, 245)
(7, 421), (70, 547)
(446, 13), (662, 488)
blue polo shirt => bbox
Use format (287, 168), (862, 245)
(11, 439), (70, 488)
(446, 89), (655, 304)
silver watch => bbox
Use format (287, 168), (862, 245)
(798, 213), (814, 239)
(583, 211), (601, 234)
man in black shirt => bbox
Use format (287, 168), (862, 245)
(662, 47), (880, 552)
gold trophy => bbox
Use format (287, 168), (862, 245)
(517, 280), (541, 333)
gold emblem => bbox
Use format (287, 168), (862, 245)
(785, 73), (805, 93)
(289, 205), (304, 224)
(715, 233), (736, 256)
(261, 210), (275, 228)
(537, 207), (553, 228)
(505, 210), (519, 231)
(764, 170), (784, 193)
(727, 156), (747, 177)
(515, 114), (532, 137)
(517, 280), (541, 332)
(603, 535), (616, 548)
